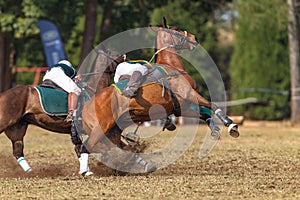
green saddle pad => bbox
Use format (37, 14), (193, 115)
(35, 86), (68, 116)
(113, 79), (130, 93)
(112, 65), (168, 93)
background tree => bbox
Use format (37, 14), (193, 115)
(0, 0), (41, 91)
(230, 0), (289, 120)
(287, 0), (300, 125)
(1, 0), (233, 98)
(80, 0), (98, 64)
(0, 0), (83, 90)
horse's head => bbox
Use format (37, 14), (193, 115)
(79, 45), (126, 94)
(150, 17), (198, 51)
(95, 45), (126, 73)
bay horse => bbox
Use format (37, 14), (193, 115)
(79, 19), (239, 173)
(0, 46), (124, 174)
(153, 18), (231, 137)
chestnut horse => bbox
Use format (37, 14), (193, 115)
(0, 47), (123, 174)
(153, 18), (232, 137)
(79, 19), (239, 173)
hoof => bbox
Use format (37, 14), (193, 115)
(163, 119), (176, 131)
(80, 171), (94, 177)
(228, 124), (239, 138)
(164, 123), (176, 131)
(145, 162), (157, 173)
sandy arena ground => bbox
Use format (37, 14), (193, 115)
(0, 121), (299, 199)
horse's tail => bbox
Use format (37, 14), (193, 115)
(0, 85), (32, 133)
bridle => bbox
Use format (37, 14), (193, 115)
(161, 27), (198, 49)
(80, 48), (122, 77)
(76, 48), (123, 93)
(149, 27), (198, 63)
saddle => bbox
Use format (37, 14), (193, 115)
(36, 80), (90, 117)
(111, 64), (181, 115)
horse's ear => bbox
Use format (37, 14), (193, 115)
(162, 17), (167, 28)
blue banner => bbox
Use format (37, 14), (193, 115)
(37, 20), (66, 67)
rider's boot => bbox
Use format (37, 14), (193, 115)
(65, 92), (78, 122)
(123, 71), (142, 98)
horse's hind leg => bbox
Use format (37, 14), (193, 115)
(199, 106), (221, 140)
(4, 123), (32, 172)
(209, 103), (239, 138)
(190, 92), (239, 138)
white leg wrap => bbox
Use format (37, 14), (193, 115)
(78, 153), (90, 174)
(214, 109), (222, 115)
(17, 157), (32, 172)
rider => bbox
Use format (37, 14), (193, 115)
(114, 60), (152, 97)
(42, 60), (81, 122)
(114, 60), (176, 131)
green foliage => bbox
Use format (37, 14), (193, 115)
(98, 0), (167, 41)
(150, 0), (218, 52)
(150, 0), (232, 98)
(230, 0), (289, 120)
(16, 71), (36, 85)
(1, 0), (231, 89)
(0, 0), (84, 84)
(0, 0), (41, 37)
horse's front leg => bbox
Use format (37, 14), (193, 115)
(77, 144), (93, 176)
(4, 123), (32, 172)
(77, 123), (112, 176)
(70, 123), (93, 176)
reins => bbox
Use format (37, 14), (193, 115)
(148, 45), (175, 63)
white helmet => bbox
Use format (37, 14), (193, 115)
(58, 60), (73, 68)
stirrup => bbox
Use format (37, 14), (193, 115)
(65, 109), (75, 122)
(65, 114), (73, 122)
